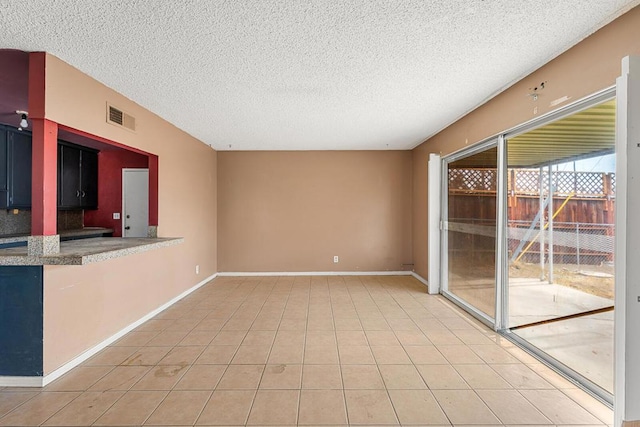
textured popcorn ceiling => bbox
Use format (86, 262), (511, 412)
(0, 1), (638, 150)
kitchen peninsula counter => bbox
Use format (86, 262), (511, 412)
(0, 236), (183, 265)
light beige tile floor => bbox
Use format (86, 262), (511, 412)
(450, 277), (615, 393)
(0, 275), (612, 426)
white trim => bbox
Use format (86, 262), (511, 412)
(0, 376), (45, 387)
(121, 168), (126, 238)
(1, 270), (428, 388)
(217, 271), (429, 288)
(615, 55), (640, 426)
(411, 271), (429, 287)
(0, 273), (218, 388)
(495, 135), (508, 331)
(440, 156), (449, 296)
(217, 271), (413, 277)
(427, 153), (441, 295)
(614, 64), (627, 427)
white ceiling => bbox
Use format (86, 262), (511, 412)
(1, 1), (637, 151)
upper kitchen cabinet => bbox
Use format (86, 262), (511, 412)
(0, 129), (6, 207)
(58, 142), (98, 210)
(0, 126), (32, 209)
(80, 147), (98, 208)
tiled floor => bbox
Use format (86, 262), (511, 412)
(0, 275), (612, 426)
(448, 275), (615, 393)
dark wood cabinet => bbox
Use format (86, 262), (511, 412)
(0, 126), (32, 209)
(58, 144), (81, 208)
(0, 129), (7, 207)
(80, 148), (98, 208)
(8, 131), (32, 208)
(57, 142), (98, 210)
(0, 128), (98, 211)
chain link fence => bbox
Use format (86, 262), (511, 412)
(508, 220), (614, 266)
(448, 167), (616, 266)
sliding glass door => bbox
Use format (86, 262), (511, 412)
(439, 90), (616, 403)
(505, 98), (615, 395)
(441, 142), (498, 325)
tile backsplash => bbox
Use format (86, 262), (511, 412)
(0, 209), (84, 236)
(0, 209), (31, 236)
(57, 210), (83, 231)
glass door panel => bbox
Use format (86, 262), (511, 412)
(505, 99), (615, 394)
(444, 146), (498, 321)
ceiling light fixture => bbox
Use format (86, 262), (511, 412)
(16, 110), (28, 130)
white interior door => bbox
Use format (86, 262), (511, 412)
(122, 168), (149, 238)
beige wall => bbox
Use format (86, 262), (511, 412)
(218, 151), (413, 272)
(44, 245), (191, 373)
(41, 55), (217, 373)
(36, 5), (640, 372)
(412, 6), (640, 279)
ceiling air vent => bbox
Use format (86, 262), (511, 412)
(107, 104), (136, 131)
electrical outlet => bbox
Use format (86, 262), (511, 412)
(196, 265), (200, 274)
(113, 212), (121, 220)
(333, 256), (339, 263)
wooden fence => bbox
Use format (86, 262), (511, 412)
(448, 168), (615, 265)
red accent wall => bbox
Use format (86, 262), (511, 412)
(84, 150), (148, 237)
(148, 155), (158, 226)
(0, 50), (29, 127)
(30, 119), (58, 236)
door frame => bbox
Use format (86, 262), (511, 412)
(500, 88), (616, 407)
(440, 137), (500, 330)
(436, 85), (617, 406)
(614, 55), (640, 425)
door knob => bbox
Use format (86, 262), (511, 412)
(125, 226), (131, 230)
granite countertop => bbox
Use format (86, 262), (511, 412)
(0, 227), (115, 245)
(0, 234), (29, 245)
(0, 236), (183, 266)
(60, 227), (115, 238)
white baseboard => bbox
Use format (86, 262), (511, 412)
(411, 271), (430, 288)
(1, 270), (430, 388)
(217, 271), (414, 277)
(0, 273), (218, 388)
(0, 376), (45, 387)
